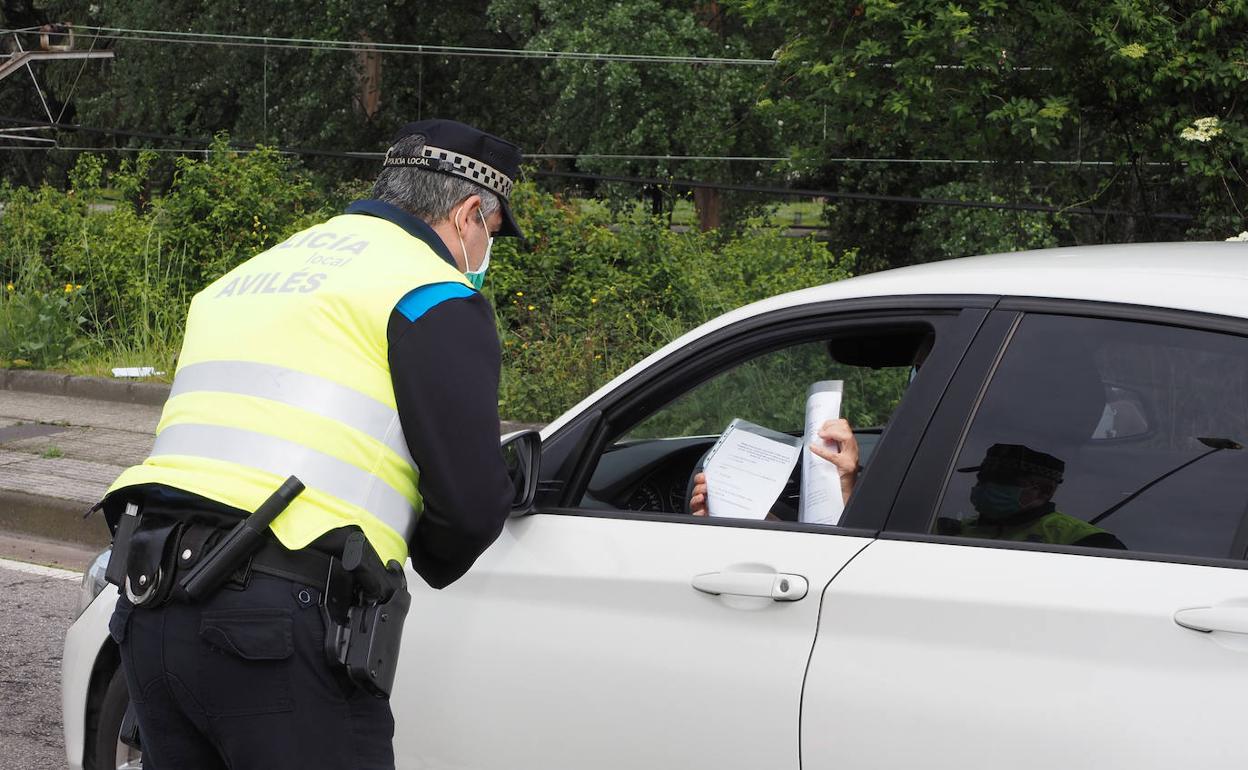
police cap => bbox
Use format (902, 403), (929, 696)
(957, 443), (1065, 483)
(384, 119), (524, 238)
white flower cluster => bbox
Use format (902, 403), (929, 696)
(1181, 117), (1223, 143)
(1226, 231), (1248, 242)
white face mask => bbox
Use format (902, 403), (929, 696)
(455, 203), (493, 290)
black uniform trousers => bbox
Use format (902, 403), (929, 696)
(110, 572), (395, 770)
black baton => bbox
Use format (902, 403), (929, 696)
(178, 476), (305, 601)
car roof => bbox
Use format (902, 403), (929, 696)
(542, 242), (1248, 436)
(770, 241), (1248, 318)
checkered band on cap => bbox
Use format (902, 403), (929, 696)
(381, 144), (514, 199)
(987, 456), (1064, 482)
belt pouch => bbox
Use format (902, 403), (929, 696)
(125, 521), (181, 606)
(173, 524), (222, 574)
(104, 503), (141, 589)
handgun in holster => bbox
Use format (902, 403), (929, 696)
(321, 531), (411, 699)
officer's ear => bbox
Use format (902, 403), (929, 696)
(452, 194), (483, 232)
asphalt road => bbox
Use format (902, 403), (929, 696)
(0, 557), (81, 770)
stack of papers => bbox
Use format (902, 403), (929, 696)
(799, 380), (845, 525)
(703, 418), (802, 520)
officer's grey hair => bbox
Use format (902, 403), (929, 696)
(372, 135), (502, 224)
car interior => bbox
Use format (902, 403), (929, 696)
(578, 326), (934, 521)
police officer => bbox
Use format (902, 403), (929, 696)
(102, 119), (523, 769)
(951, 443), (1126, 548)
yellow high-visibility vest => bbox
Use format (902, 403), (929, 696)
(109, 212), (472, 565)
(962, 509), (1112, 546)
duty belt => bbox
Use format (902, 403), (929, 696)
(103, 481), (408, 699)
(240, 537), (342, 589)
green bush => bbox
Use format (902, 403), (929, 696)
(487, 185), (854, 421)
(0, 147), (854, 422)
(0, 138), (335, 371)
(0, 283), (89, 368)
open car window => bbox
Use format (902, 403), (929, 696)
(578, 324), (934, 521)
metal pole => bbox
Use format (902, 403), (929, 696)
(12, 36), (56, 124)
(263, 37), (269, 141)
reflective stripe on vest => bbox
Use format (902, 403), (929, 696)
(169, 360), (414, 465)
(151, 423), (417, 541)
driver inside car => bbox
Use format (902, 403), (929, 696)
(687, 331), (922, 520)
(689, 418), (862, 517)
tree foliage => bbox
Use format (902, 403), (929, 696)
(4, 1), (1247, 271)
(726, 0), (1248, 265)
(4, 1), (788, 225)
(11, 0), (548, 181)
(488, 0), (781, 223)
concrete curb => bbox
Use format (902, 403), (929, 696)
(0, 368), (545, 549)
(0, 369), (170, 406)
(0, 370), (545, 548)
(0, 371), (549, 431)
(0, 490), (110, 550)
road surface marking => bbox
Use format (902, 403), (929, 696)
(0, 556), (81, 580)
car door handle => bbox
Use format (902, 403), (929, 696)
(1174, 606), (1248, 634)
(691, 572), (808, 601)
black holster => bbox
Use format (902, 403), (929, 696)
(321, 532), (410, 698)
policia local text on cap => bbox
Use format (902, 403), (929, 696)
(98, 119), (523, 770)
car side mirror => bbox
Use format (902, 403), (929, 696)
(501, 430), (541, 514)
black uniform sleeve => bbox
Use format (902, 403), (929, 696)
(388, 292), (513, 589)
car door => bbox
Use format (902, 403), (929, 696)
(802, 304), (1248, 770)
(389, 300), (989, 770)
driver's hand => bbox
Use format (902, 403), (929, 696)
(809, 418), (860, 505)
(689, 472), (708, 516)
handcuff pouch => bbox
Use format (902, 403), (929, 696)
(124, 520), (182, 607)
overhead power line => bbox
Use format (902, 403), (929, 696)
(3, 25), (1056, 71)
(537, 170), (1193, 221)
(2, 143), (1167, 168)
(0, 115), (1194, 222)
(529, 153), (789, 162)
(3, 25), (777, 66)
(0, 114), (376, 160)
(0, 116), (1171, 169)
(4, 24), (1063, 73)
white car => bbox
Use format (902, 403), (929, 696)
(65, 243), (1248, 770)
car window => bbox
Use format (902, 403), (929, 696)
(624, 341), (908, 441)
(933, 314), (1248, 560)
(579, 325), (931, 520)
